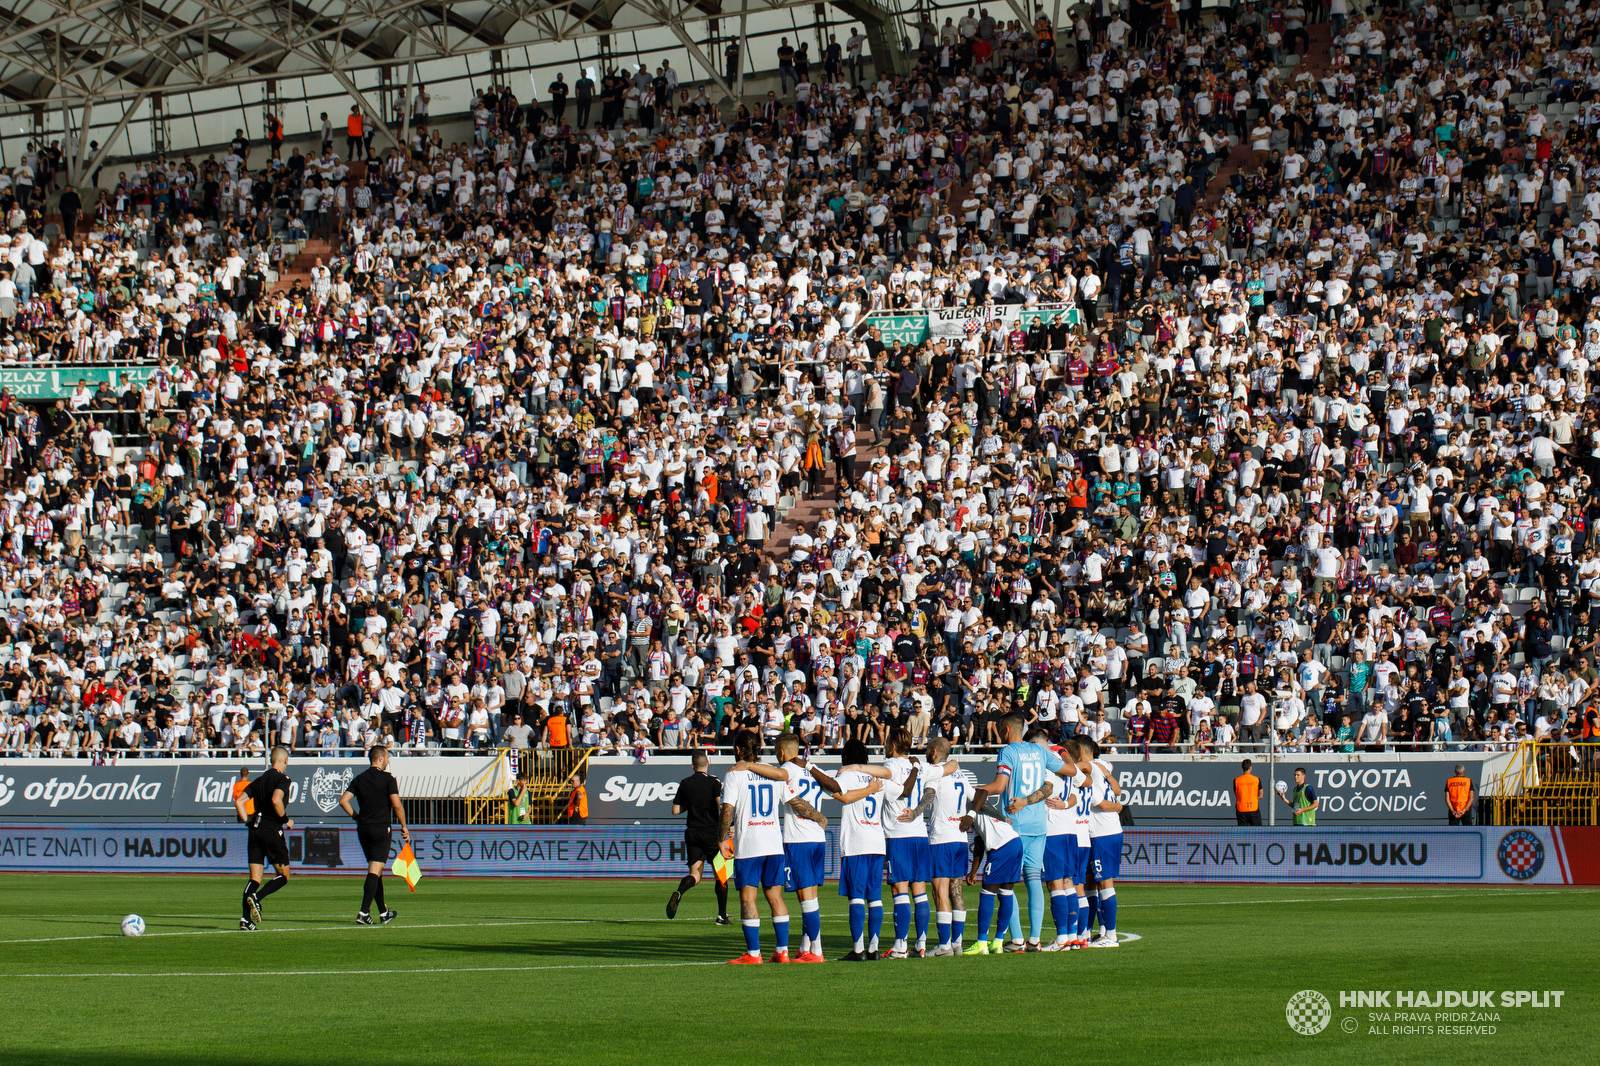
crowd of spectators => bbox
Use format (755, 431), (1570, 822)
(1, 0), (1599, 765)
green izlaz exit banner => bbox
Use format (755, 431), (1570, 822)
(0, 365), (159, 401)
(861, 302), (1081, 346)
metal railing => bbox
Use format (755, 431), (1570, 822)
(1488, 741), (1600, 827)
(475, 746), (595, 825)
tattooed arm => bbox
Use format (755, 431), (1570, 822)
(897, 785), (939, 822)
(786, 795), (829, 828)
(1006, 778), (1054, 815)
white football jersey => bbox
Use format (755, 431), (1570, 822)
(973, 809), (1019, 853)
(929, 765), (976, 846)
(836, 768), (886, 857)
(1088, 760), (1121, 839)
(780, 760), (826, 844)
(1072, 766), (1094, 845)
(724, 767), (789, 858)
(882, 755), (929, 839)
(1046, 768), (1086, 837)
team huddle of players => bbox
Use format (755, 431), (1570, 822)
(709, 714), (1125, 962)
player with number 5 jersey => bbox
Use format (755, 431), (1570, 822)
(1081, 737), (1125, 948)
(812, 738), (890, 961)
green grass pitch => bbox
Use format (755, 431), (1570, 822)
(0, 876), (1592, 1065)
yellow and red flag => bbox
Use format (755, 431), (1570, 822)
(393, 843), (422, 891)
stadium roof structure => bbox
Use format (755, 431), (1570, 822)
(0, 0), (925, 178)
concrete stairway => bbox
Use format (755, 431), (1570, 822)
(269, 237), (336, 293)
(1202, 23), (1334, 207)
(766, 427), (888, 552)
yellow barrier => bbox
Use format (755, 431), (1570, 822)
(1489, 741), (1600, 827)
(466, 747), (596, 825)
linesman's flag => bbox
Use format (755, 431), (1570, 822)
(712, 848), (732, 886)
(393, 844), (423, 891)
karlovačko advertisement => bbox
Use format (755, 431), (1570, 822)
(1, 824), (1594, 884)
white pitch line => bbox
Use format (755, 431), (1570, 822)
(0, 961), (728, 979)
(0, 917), (628, 945)
(0, 888), (1588, 945)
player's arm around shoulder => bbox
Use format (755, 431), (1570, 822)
(1096, 759), (1121, 795)
(839, 762), (894, 779)
(732, 759), (789, 781)
(830, 772), (885, 804)
(786, 791), (828, 828)
(1009, 776), (1054, 814)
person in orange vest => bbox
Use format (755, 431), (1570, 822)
(1446, 765), (1476, 826)
(544, 708), (571, 749)
(1232, 759), (1262, 826)
(565, 770), (588, 825)
(232, 767), (254, 821)
(346, 105), (365, 161)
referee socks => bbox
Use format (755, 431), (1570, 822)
(361, 873), (381, 915)
(257, 875), (287, 899)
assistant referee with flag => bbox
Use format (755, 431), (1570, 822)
(339, 744), (411, 924)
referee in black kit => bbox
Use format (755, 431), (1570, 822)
(339, 744), (411, 925)
(235, 745), (294, 930)
(665, 752), (729, 924)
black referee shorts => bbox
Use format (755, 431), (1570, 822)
(357, 825), (394, 864)
(685, 829), (720, 868)
(248, 826), (291, 868)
